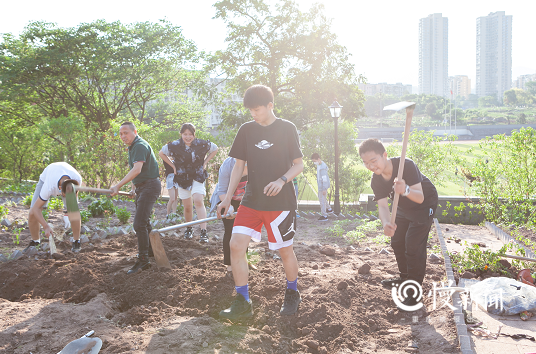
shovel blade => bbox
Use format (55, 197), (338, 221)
(383, 101), (416, 111)
(149, 231), (171, 269)
(59, 336), (102, 354)
(65, 184), (81, 224)
(49, 235), (57, 255)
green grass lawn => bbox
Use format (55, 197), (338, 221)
(299, 141), (487, 199)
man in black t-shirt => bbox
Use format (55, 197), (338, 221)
(359, 139), (438, 308)
(217, 85), (304, 321)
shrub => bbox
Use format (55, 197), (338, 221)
(115, 207), (131, 224)
(88, 197), (115, 217)
(80, 209), (91, 224)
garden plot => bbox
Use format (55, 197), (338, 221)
(438, 223), (536, 354)
(0, 200), (459, 354)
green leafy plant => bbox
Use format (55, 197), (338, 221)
(88, 196), (115, 217)
(80, 209), (91, 224)
(372, 234), (390, 245)
(0, 205), (9, 220)
(21, 195), (32, 207)
(48, 197), (64, 211)
(115, 207), (131, 224)
(327, 219), (353, 238)
(247, 250), (260, 265)
(42, 209), (49, 221)
(12, 227), (23, 245)
(345, 219), (383, 244)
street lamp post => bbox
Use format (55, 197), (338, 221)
(329, 100), (343, 215)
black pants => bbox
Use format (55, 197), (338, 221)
(223, 199), (243, 266)
(134, 178), (161, 257)
(390, 210), (435, 284)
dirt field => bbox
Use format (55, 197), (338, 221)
(0, 199), (459, 354)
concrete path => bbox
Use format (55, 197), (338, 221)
(437, 223), (536, 354)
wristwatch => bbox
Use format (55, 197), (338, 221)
(402, 184), (410, 197)
(280, 176), (288, 183)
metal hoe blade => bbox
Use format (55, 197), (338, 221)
(383, 101), (416, 111)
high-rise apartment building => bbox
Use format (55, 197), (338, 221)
(476, 11), (512, 101)
(513, 74), (536, 90)
(448, 75), (471, 98)
(419, 13), (449, 97)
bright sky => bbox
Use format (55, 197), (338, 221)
(1, 0), (534, 90)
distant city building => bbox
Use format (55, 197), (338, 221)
(513, 74), (536, 90)
(357, 82), (412, 97)
(448, 75), (471, 98)
(419, 13), (449, 97)
(205, 77), (242, 128)
(476, 11), (512, 101)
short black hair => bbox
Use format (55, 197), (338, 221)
(121, 121), (136, 131)
(180, 123), (196, 135)
(311, 153), (320, 160)
(243, 85), (274, 109)
(359, 138), (386, 156)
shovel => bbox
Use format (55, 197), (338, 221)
(148, 211), (237, 269)
(58, 330), (101, 354)
(383, 101), (416, 223)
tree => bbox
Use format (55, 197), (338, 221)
(503, 89), (518, 106)
(525, 81), (536, 95)
(300, 120), (368, 205)
(210, 0), (366, 129)
(0, 20), (206, 132)
(425, 102), (437, 119)
(478, 95), (498, 108)
(518, 113), (527, 124)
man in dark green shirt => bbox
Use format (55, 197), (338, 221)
(111, 121), (161, 274)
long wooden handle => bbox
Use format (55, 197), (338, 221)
(501, 254), (536, 263)
(76, 186), (131, 196)
(157, 212), (237, 233)
(390, 106), (415, 224)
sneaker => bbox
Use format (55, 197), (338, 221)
(318, 215), (328, 221)
(71, 240), (81, 253)
(23, 240), (40, 254)
(280, 288), (302, 315)
(127, 255), (151, 275)
(327, 208), (334, 214)
(219, 294), (253, 321)
(184, 227), (193, 240)
(199, 229), (209, 243)
(381, 277), (407, 289)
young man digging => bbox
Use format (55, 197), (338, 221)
(359, 138), (438, 308)
(25, 162), (83, 253)
(217, 85), (304, 320)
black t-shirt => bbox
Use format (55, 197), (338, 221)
(229, 118), (303, 211)
(371, 157), (438, 220)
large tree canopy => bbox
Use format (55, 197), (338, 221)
(210, 0), (365, 129)
(0, 20), (206, 132)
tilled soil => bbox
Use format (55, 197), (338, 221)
(0, 201), (459, 354)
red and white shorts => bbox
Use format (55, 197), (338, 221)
(232, 205), (297, 250)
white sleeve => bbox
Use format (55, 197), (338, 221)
(160, 144), (170, 156)
(208, 142), (218, 154)
(39, 180), (55, 201)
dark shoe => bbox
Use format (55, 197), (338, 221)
(381, 277), (407, 289)
(199, 229), (209, 243)
(184, 227), (193, 240)
(71, 240), (81, 253)
(280, 288), (302, 315)
(23, 240), (40, 253)
(318, 215), (328, 221)
(127, 255), (150, 275)
(219, 294), (253, 321)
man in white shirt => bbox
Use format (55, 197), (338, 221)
(25, 162), (83, 253)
